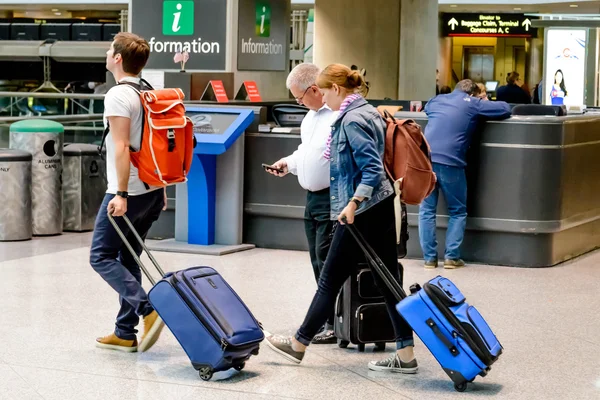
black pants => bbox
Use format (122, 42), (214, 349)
(304, 188), (334, 327)
(296, 195), (414, 348)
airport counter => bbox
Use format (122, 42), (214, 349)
(396, 112), (600, 267)
(242, 112), (600, 267)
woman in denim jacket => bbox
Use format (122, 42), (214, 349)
(266, 64), (418, 374)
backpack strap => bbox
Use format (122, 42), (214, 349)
(98, 79), (154, 157)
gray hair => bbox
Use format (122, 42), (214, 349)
(286, 63), (321, 91)
(455, 79), (479, 96)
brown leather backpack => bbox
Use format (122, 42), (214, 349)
(380, 110), (437, 205)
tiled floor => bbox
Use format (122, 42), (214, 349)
(1, 233), (600, 400)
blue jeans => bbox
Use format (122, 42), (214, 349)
(418, 163), (467, 261)
(296, 195), (414, 350)
(90, 190), (164, 340)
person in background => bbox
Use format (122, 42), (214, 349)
(436, 69), (440, 95)
(496, 71), (531, 104)
(265, 64), (418, 375)
(91, 32), (167, 353)
(266, 63), (339, 344)
(476, 83), (488, 100)
(419, 80), (512, 269)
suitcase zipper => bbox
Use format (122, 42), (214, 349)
(423, 283), (492, 365)
(467, 307), (492, 350)
(172, 272), (262, 351)
(181, 272), (235, 337)
(170, 273), (233, 350)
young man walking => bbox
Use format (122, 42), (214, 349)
(91, 32), (166, 353)
(267, 63), (339, 343)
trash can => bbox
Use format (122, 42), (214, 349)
(0, 149), (32, 241)
(63, 143), (107, 232)
(10, 119), (64, 236)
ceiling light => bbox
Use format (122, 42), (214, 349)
(54, 12), (61, 15)
(570, 4), (578, 7)
(51, 8), (58, 11)
(450, 5), (458, 8)
(514, 7), (522, 10)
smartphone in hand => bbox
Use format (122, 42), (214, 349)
(262, 163), (284, 174)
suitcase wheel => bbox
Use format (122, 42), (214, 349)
(338, 340), (349, 349)
(358, 344), (365, 352)
(199, 366), (214, 381)
(375, 342), (386, 351)
(234, 362), (246, 372)
(454, 382), (467, 392)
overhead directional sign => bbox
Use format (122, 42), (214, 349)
(442, 13), (538, 38)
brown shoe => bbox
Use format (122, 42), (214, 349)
(424, 259), (438, 269)
(444, 259), (466, 269)
(96, 333), (138, 353)
(138, 310), (165, 352)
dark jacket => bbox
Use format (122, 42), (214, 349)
(496, 84), (531, 104)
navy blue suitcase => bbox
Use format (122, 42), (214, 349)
(109, 215), (264, 381)
(344, 222), (502, 392)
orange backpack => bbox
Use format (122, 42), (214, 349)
(100, 79), (194, 188)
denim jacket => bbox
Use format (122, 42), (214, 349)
(329, 97), (393, 220)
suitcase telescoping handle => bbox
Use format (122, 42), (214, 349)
(107, 213), (165, 286)
(342, 218), (407, 302)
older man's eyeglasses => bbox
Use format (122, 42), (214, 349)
(295, 85), (314, 104)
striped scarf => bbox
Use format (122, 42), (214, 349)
(323, 94), (362, 161)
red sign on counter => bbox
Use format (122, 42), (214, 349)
(200, 80), (229, 103)
(211, 80), (229, 103)
(235, 81), (262, 102)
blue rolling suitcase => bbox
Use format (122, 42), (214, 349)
(109, 215), (264, 381)
(345, 222), (502, 392)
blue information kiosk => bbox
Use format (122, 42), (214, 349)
(149, 107), (255, 255)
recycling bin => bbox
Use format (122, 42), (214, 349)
(10, 119), (64, 236)
(0, 149), (32, 241)
(63, 143), (107, 232)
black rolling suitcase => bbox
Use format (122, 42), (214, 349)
(334, 262), (403, 352)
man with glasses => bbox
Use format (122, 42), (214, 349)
(266, 63), (339, 344)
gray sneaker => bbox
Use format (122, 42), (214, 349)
(444, 259), (466, 269)
(368, 354), (418, 374)
(424, 259), (438, 269)
(265, 335), (305, 364)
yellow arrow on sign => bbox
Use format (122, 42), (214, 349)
(449, 18), (459, 30)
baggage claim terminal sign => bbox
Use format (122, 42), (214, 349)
(442, 13), (538, 38)
(131, 0), (227, 70)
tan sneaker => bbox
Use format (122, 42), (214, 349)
(444, 259), (466, 269)
(138, 310), (165, 352)
(96, 333), (138, 353)
(424, 260), (438, 269)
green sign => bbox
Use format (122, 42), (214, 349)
(163, 1), (194, 36)
(255, 1), (271, 37)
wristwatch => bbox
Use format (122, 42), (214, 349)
(350, 197), (363, 207)
(116, 191), (129, 199)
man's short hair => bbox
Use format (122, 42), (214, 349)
(286, 63), (321, 91)
(507, 71), (520, 84)
(113, 32), (150, 75)
(455, 79), (479, 96)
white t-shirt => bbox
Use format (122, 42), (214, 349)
(103, 77), (156, 196)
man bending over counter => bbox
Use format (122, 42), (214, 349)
(419, 79), (512, 269)
(265, 63), (339, 344)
